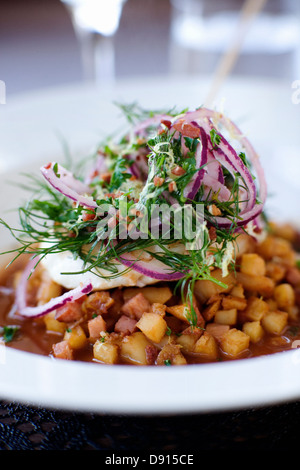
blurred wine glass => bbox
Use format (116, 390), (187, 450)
(61, 0), (127, 83)
(169, 0), (300, 80)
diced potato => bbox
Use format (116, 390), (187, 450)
(265, 298), (277, 311)
(273, 283), (295, 310)
(93, 340), (119, 364)
(123, 286), (173, 305)
(136, 312), (167, 343)
(202, 299), (221, 321)
(266, 262), (286, 283)
(151, 303), (167, 316)
(64, 325), (87, 349)
(261, 310), (288, 335)
(120, 332), (151, 365)
(82, 291), (114, 315)
(287, 305), (299, 321)
(240, 253), (266, 277)
(244, 296), (269, 321)
(205, 323), (230, 342)
(194, 332), (218, 360)
(176, 328), (202, 353)
(230, 283), (245, 299)
(156, 343), (187, 365)
(194, 269), (236, 304)
(44, 311), (66, 334)
(222, 295), (247, 311)
(214, 308), (237, 326)
(268, 222), (297, 242)
(166, 304), (189, 323)
(220, 328), (250, 357)
(257, 236), (293, 261)
(242, 321), (264, 343)
(236, 272), (275, 298)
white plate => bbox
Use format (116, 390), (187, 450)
(0, 75), (300, 415)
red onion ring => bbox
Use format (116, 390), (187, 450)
(118, 250), (185, 281)
(41, 162), (97, 209)
(15, 257), (93, 318)
(183, 127), (208, 201)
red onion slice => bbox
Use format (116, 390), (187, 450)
(183, 127), (208, 201)
(41, 162), (97, 209)
(132, 114), (172, 138)
(16, 257), (93, 318)
(118, 252), (185, 281)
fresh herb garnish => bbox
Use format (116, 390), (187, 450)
(210, 129), (221, 148)
(1, 325), (20, 343)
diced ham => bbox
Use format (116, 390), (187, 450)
(205, 323), (230, 343)
(88, 315), (107, 339)
(55, 301), (83, 323)
(121, 293), (151, 320)
(145, 344), (158, 365)
(286, 267), (300, 286)
(114, 315), (137, 334)
(52, 340), (73, 360)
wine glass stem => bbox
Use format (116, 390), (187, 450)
(77, 30), (115, 83)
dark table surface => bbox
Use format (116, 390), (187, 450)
(1, 398), (300, 451)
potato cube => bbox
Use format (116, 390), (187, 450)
(156, 343), (187, 366)
(273, 283), (295, 310)
(240, 253), (266, 276)
(220, 328), (250, 357)
(202, 299), (221, 321)
(64, 325), (87, 349)
(244, 296), (269, 321)
(236, 272), (275, 298)
(136, 312), (167, 343)
(230, 283), (245, 299)
(151, 303), (167, 316)
(194, 269), (235, 304)
(266, 262), (286, 283)
(120, 332), (151, 365)
(261, 310), (288, 335)
(44, 311), (66, 334)
(123, 286), (173, 305)
(257, 236), (292, 260)
(93, 340), (119, 364)
(176, 328), (202, 353)
(214, 309), (237, 326)
(242, 321), (264, 343)
(222, 295), (247, 311)
(166, 304), (189, 323)
(194, 332), (218, 360)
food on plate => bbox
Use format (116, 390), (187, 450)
(0, 103), (299, 366)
